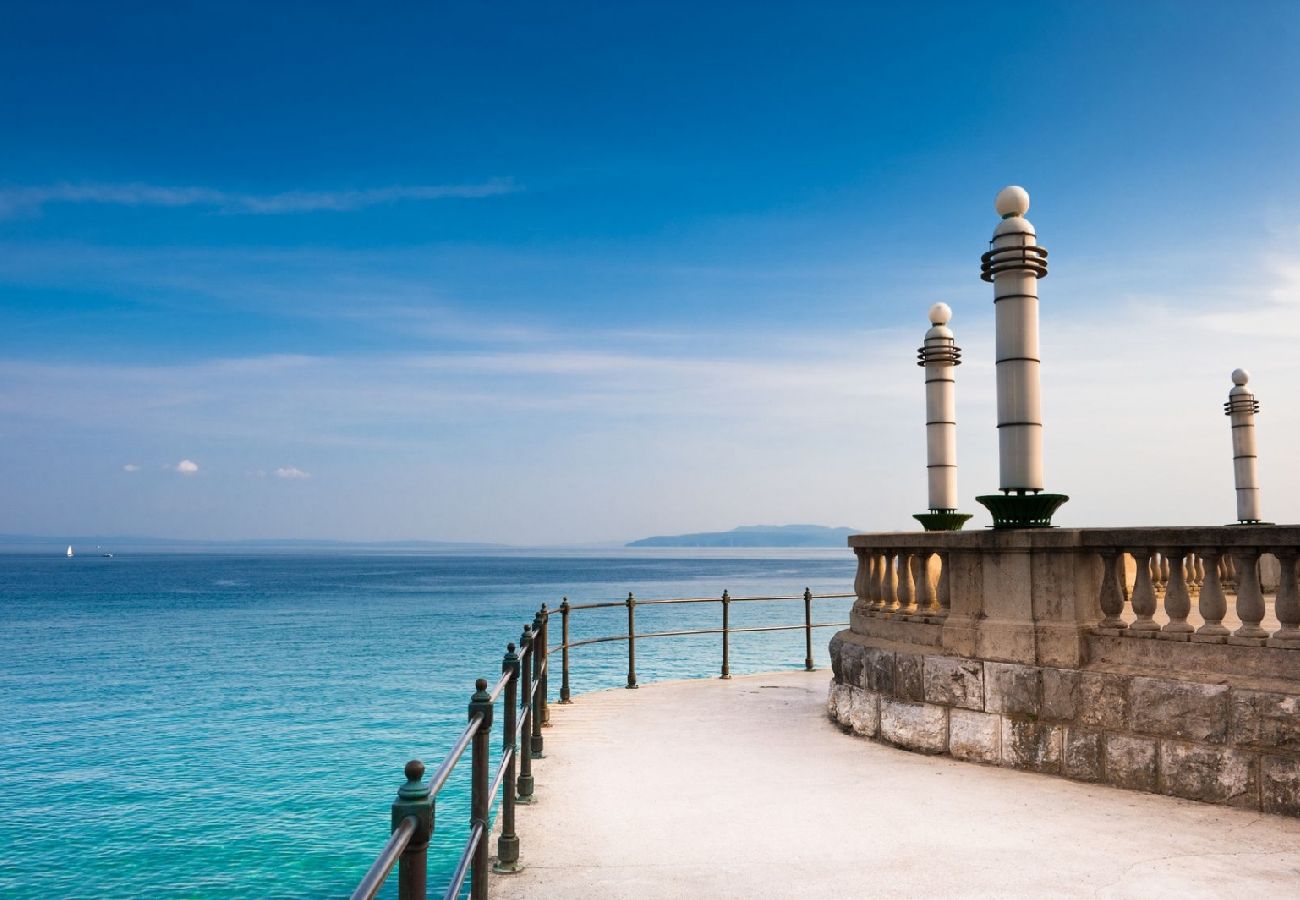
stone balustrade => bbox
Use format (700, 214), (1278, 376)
(834, 525), (1300, 817)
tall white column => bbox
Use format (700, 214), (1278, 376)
(981, 186), (1048, 492)
(919, 303), (961, 511)
(1225, 368), (1263, 523)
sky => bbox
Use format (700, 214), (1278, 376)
(3, 1), (1300, 544)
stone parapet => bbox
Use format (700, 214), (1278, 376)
(828, 631), (1300, 816)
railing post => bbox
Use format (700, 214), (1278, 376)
(1271, 550), (1300, 648)
(538, 604), (551, 727)
(467, 679), (493, 900)
(1097, 549), (1128, 631)
(720, 590), (731, 679)
(516, 625), (535, 803)
(392, 760), (432, 900)
(493, 643), (522, 874)
(803, 587), (814, 671)
(1194, 547), (1229, 639)
(1129, 548), (1160, 633)
(1231, 547), (1267, 644)
(626, 592), (638, 689)
(530, 611), (545, 758)
(1160, 548), (1193, 637)
(559, 597), (572, 703)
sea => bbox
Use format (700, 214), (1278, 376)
(0, 549), (855, 898)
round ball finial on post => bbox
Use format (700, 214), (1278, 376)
(928, 302), (952, 326)
(995, 185), (1030, 218)
(1232, 368), (1250, 386)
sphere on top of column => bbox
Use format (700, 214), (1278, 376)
(995, 185), (1030, 218)
(926, 303), (954, 341)
(1232, 368), (1250, 387)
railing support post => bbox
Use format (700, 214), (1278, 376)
(720, 590), (731, 679)
(493, 643), (523, 874)
(626, 592), (639, 689)
(392, 760), (432, 900)
(530, 611), (545, 757)
(539, 604), (550, 727)
(559, 597), (572, 703)
(467, 679), (493, 900)
(516, 625), (535, 803)
(803, 587), (814, 671)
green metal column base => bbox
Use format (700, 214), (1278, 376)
(913, 511), (973, 531)
(492, 838), (523, 874)
(975, 492), (1069, 529)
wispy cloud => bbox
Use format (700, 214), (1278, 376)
(0, 179), (516, 218)
(274, 466), (310, 480)
(122, 463), (140, 472)
(175, 459), (199, 475)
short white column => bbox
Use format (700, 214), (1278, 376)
(918, 303), (961, 511)
(1224, 368), (1263, 523)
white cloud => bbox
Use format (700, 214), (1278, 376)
(0, 179), (516, 219)
(175, 459), (199, 475)
(122, 463), (140, 472)
(274, 466), (310, 480)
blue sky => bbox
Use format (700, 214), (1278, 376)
(3, 1), (1300, 543)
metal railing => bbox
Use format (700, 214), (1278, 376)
(350, 589), (850, 899)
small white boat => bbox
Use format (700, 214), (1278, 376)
(66, 545), (74, 558)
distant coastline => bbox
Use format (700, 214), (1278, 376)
(626, 524), (858, 548)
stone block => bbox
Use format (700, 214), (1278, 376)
(1041, 668), (1080, 722)
(948, 709), (1001, 763)
(1076, 672), (1128, 730)
(1231, 690), (1300, 752)
(985, 662), (1041, 716)
(861, 646), (896, 695)
(1105, 734), (1157, 792)
(1261, 755), (1300, 816)
(1159, 741), (1257, 807)
(880, 699), (948, 754)
(923, 655), (984, 710)
(1001, 719), (1062, 773)
(829, 632), (844, 683)
(1063, 727), (1104, 783)
(846, 688), (880, 738)
(839, 641), (865, 689)
(1129, 677), (1228, 743)
(895, 652), (925, 703)
(828, 683), (853, 725)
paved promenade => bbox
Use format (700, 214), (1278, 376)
(492, 670), (1300, 899)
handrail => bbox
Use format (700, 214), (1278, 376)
(352, 585), (853, 900)
(562, 620), (847, 651)
(442, 823), (485, 900)
(350, 814), (417, 900)
(427, 715), (482, 799)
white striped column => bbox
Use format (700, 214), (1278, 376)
(1224, 368), (1263, 523)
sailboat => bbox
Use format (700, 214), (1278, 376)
(66, 545), (74, 558)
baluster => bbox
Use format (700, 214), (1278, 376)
(896, 550), (914, 614)
(1150, 553), (1166, 599)
(915, 550), (936, 618)
(1186, 553), (1201, 600)
(1129, 548), (1160, 633)
(1231, 548), (1267, 643)
(1160, 548), (1193, 637)
(1270, 550), (1300, 648)
(468, 679), (492, 900)
(391, 759), (432, 900)
(852, 549), (868, 617)
(1221, 555), (1238, 594)
(1097, 550), (1128, 631)
(1193, 548), (1229, 640)
(935, 551), (951, 621)
(882, 551), (899, 613)
(866, 550), (882, 614)
(493, 644), (522, 873)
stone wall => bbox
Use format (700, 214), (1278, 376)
(828, 631), (1300, 815)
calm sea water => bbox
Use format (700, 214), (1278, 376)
(0, 550), (854, 898)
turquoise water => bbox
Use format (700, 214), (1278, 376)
(0, 550), (853, 897)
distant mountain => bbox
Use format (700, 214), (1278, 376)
(626, 524), (859, 548)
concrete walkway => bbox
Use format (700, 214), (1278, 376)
(492, 670), (1300, 899)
